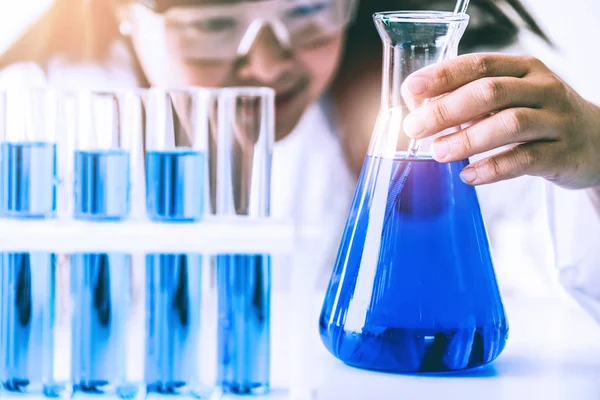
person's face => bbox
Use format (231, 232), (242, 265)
(124, 0), (352, 140)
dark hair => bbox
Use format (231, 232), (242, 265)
(0, 0), (548, 71)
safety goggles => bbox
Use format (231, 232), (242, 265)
(139, 0), (359, 61)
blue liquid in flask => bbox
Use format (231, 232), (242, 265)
(145, 150), (205, 222)
(319, 155), (508, 373)
(71, 149), (138, 398)
(217, 254), (270, 395)
(0, 141), (57, 218)
(0, 253), (66, 397)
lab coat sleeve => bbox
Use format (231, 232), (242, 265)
(547, 182), (600, 323)
(0, 62), (48, 87)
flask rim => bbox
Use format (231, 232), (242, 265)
(373, 10), (470, 24)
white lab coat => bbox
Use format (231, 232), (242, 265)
(0, 36), (598, 324)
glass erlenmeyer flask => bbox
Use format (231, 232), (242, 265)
(319, 11), (509, 373)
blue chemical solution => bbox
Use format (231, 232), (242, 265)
(0, 253), (67, 397)
(145, 150), (205, 222)
(71, 149), (136, 397)
(319, 155), (508, 373)
(144, 148), (211, 397)
(71, 253), (139, 398)
(217, 254), (270, 395)
(145, 254), (207, 397)
(0, 142), (57, 218)
(74, 149), (131, 220)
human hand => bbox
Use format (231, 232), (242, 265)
(401, 53), (600, 189)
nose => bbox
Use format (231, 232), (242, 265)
(235, 22), (294, 84)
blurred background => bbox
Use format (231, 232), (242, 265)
(2, 0), (598, 93)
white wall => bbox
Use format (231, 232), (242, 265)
(521, 0), (600, 105)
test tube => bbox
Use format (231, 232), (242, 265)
(144, 88), (208, 222)
(143, 88), (216, 399)
(0, 88), (67, 398)
(69, 90), (143, 398)
(0, 88), (58, 218)
(72, 90), (135, 221)
(214, 87), (274, 395)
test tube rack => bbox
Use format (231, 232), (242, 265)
(0, 217), (321, 400)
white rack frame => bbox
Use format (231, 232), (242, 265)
(0, 217), (302, 254)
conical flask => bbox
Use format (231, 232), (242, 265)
(319, 11), (508, 373)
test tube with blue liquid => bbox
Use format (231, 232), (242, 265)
(0, 88), (68, 397)
(69, 90), (143, 398)
(144, 88), (216, 399)
(215, 88), (274, 395)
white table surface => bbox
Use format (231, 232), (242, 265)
(279, 293), (600, 400)
(5, 291), (599, 400)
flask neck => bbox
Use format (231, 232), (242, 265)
(371, 13), (468, 159)
(380, 41), (459, 111)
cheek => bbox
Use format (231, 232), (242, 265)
(296, 38), (344, 97)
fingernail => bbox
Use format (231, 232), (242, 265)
(407, 76), (428, 95)
(403, 110), (425, 138)
(432, 140), (450, 160)
(460, 167), (477, 184)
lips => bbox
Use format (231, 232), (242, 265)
(275, 80), (307, 116)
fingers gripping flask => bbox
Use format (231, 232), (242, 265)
(319, 11), (508, 373)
